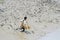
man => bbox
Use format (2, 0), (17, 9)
(19, 16), (30, 32)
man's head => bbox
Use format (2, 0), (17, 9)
(24, 16), (27, 20)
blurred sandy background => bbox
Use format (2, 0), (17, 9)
(0, 0), (60, 40)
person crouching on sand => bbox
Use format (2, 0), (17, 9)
(20, 16), (30, 32)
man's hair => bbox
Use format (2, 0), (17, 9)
(24, 16), (27, 20)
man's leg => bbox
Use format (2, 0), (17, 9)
(21, 27), (25, 32)
(16, 27), (25, 32)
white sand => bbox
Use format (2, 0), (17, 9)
(0, 0), (60, 40)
